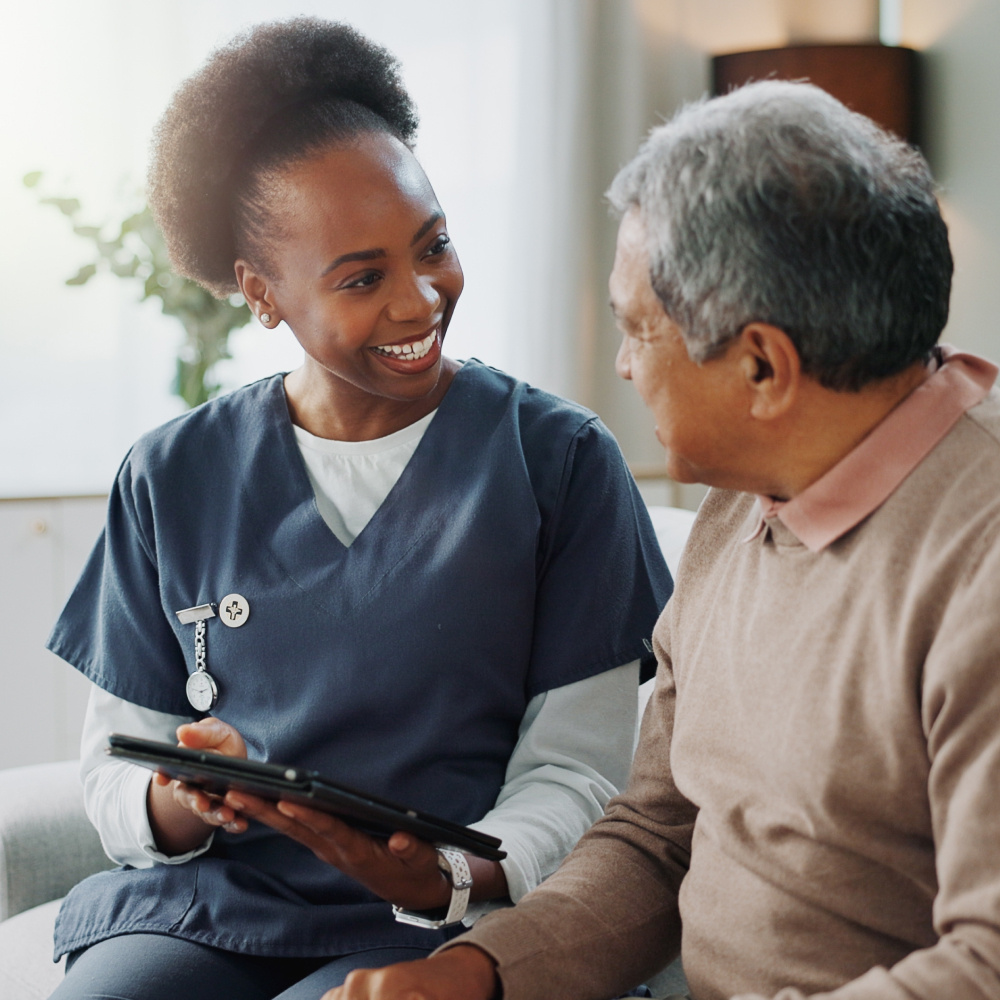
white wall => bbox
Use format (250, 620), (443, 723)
(0, 497), (105, 768)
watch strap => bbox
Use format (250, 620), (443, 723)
(392, 847), (473, 928)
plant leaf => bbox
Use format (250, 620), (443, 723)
(40, 196), (81, 217)
(22, 170), (43, 189)
(65, 263), (98, 286)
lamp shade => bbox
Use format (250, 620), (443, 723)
(712, 44), (919, 143)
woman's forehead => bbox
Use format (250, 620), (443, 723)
(266, 135), (443, 265)
(283, 133), (437, 212)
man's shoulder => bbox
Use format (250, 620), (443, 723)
(905, 386), (1000, 519)
(960, 385), (1000, 453)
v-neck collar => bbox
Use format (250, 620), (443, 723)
(227, 361), (485, 610)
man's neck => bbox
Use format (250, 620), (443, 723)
(760, 360), (931, 501)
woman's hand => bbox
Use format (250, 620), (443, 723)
(147, 717), (250, 854)
(321, 945), (499, 1000)
(222, 792), (452, 910)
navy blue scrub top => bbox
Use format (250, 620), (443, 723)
(48, 360), (672, 959)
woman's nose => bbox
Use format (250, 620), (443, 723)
(386, 273), (438, 324)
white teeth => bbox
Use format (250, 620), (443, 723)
(373, 329), (437, 361)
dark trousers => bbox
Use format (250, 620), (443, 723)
(50, 934), (431, 1000)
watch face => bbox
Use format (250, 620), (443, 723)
(186, 671), (218, 712)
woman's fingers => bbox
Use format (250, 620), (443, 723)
(227, 793), (360, 860)
(175, 717), (248, 758)
(222, 793), (447, 908)
(171, 782), (247, 832)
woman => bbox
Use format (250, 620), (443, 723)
(47, 18), (671, 1000)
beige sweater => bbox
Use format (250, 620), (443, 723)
(454, 372), (1000, 999)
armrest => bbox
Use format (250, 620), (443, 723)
(0, 761), (113, 921)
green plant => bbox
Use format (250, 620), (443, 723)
(23, 171), (251, 408)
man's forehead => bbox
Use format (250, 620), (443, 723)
(610, 210), (653, 308)
(615, 208), (647, 255)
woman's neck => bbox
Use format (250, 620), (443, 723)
(283, 357), (459, 441)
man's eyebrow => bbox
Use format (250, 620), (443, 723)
(410, 212), (442, 246)
(322, 248), (385, 276)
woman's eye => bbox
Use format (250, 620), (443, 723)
(344, 272), (381, 289)
(426, 235), (451, 257)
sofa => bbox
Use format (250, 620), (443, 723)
(0, 504), (696, 1000)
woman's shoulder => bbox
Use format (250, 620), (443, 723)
(125, 374), (283, 477)
(454, 359), (603, 443)
(452, 361), (628, 508)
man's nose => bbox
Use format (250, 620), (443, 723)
(615, 336), (633, 380)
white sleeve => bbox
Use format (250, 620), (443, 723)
(79, 684), (214, 867)
(464, 659), (640, 923)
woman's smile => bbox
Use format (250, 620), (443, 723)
(370, 326), (442, 370)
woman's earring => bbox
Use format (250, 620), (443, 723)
(260, 313), (271, 325)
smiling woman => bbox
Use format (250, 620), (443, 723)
(234, 138), (466, 441)
(42, 17), (672, 1000)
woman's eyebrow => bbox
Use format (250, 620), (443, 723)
(320, 214), (443, 276)
(410, 212), (442, 246)
(322, 248), (385, 276)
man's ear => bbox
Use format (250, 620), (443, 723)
(737, 323), (801, 420)
(235, 260), (279, 328)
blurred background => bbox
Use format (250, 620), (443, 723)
(2, 0), (998, 767)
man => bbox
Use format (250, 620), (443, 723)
(324, 80), (1000, 1000)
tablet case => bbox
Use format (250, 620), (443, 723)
(107, 733), (506, 860)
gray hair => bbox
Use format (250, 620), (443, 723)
(607, 80), (952, 390)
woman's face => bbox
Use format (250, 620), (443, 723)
(244, 132), (464, 411)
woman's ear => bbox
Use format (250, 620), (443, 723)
(737, 323), (801, 421)
(235, 261), (279, 328)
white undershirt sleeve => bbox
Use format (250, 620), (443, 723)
(464, 659), (640, 923)
(79, 685), (211, 867)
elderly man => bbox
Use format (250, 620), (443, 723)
(324, 81), (1000, 1000)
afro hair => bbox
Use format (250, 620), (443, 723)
(147, 18), (419, 297)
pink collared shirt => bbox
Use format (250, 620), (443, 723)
(746, 346), (999, 552)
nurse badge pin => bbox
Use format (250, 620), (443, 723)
(175, 603), (219, 712)
(218, 593), (250, 628)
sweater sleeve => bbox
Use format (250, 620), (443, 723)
(440, 609), (694, 1000)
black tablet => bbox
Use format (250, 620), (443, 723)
(107, 734), (505, 861)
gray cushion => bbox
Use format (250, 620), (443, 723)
(0, 899), (64, 1000)
(0, 761), (111, 921)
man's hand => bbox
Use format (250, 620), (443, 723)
(223, 793), (450, 911)
(147, 717), (250, 853)
(322, 945), (499, 1000)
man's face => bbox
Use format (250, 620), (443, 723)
(611, 210), (743, 487)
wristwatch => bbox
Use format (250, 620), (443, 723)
(392, 848), (473, 928)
